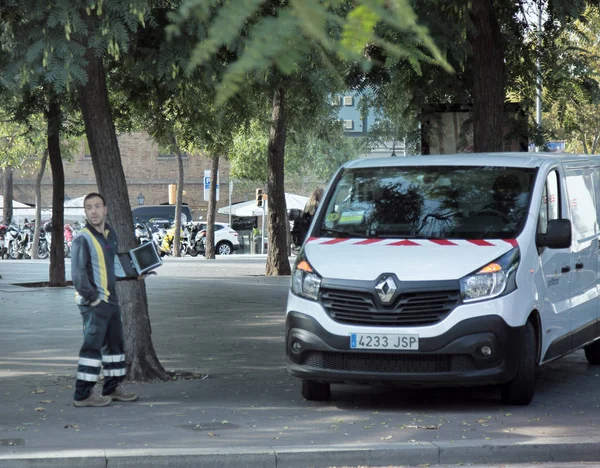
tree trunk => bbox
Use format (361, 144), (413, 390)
(171, 133), (184, 258)
(32, 151), (48, 260)
(266, 86), (291, 276)
(582, 135), (589, 154)
(2, 167), (13, 225)
(78, 46), (168, 381)
(205, 153), (219, 260)
(47, 98), (66, 286)
(469, 0), (505, 152)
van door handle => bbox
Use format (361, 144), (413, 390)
(576, 262), (584, 270)
(561, 266), (571, 273)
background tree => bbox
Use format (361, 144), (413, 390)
(110, 10), (250, 260)
(169, 0), (449, 275)
(0, 105), (44, 226)
(0, 2), (91, 284)
(0, 0), (169, 380)
(230, 114), (365, 183)
(540, 5), (600, 153)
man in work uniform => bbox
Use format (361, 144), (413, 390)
(71, 192), (138, 407)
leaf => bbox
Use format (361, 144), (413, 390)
(64, 424), (79, 429)
(34, 407), (45, 412)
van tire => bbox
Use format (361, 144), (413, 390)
(501, 321), (536, 405)
(302, 380), (331, 401)
(584, 339), (600, 364)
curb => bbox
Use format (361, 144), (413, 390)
(2, 437), (600, 468)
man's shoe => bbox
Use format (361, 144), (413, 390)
(106, 386), (138, 402)
(73, 394), (112, 407)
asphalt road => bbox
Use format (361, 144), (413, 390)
(1, 257), (600, 467)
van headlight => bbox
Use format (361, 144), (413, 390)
(460, 247), (520, 303)
(291, 254), (322, 301)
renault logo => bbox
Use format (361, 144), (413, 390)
(375, 276), (397, 303)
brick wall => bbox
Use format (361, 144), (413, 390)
(3, 132), (325, 223)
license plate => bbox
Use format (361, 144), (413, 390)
(350, 333), (419, 350)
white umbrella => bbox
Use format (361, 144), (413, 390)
(63, 195), (87, 222)
(218, 193), (309, 217)
(0, 196), (38, 223)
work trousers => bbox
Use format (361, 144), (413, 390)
(74, 301), (126, 401)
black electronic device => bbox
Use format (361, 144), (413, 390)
(116, 241), (162, 278)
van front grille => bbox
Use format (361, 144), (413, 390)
(320, 289), (460, 326)
(302, 351), (474, 373)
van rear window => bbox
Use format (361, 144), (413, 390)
(319, 166), (537, 240)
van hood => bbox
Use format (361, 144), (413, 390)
(303, 237), (518, 281)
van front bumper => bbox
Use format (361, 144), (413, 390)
(286, 312), (524, 387)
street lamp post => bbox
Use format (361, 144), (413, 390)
(535, 0), (543, 152)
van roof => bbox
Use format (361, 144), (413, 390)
(344, 152), (600, 170)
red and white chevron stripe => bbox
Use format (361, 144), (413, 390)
(306, 237), (518, 247)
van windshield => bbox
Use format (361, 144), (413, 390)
(318, 166), (537, 240)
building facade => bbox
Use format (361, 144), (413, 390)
(2, 132), (321, 222)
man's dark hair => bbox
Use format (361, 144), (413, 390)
(84, 192), (106, 206)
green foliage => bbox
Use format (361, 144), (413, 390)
(0, 0), (151, 92)
(229, 116), (365, 182)
(538, 4), (600, 153)
(106, 2), (251, 163)
(0, 107), (46, 172)
(168, 0), (451, 106)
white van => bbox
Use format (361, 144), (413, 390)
(285, 153), (600, 405)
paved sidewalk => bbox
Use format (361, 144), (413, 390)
(1, 258), (600, 467)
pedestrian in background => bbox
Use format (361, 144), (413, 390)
(70, 192), (138, 407)
(292, 187), (324, 248)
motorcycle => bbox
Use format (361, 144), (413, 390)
(134, 220), (151, 245)
(0, 222), (6, 259)
(153, 227), (169, 256)
(64, 224), (74, 258)
(25, 221), (52, 260)
(159, 225), (185, 257)
(182, 222), (204, 257)
(6, 222), (24, 259)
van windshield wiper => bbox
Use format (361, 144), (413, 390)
(369, 233), (445, 240)
(319, 228), (355, 238)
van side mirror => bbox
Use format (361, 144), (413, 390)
(536, 219), (571, 249)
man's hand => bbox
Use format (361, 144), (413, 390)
(91, 299), (101, 307)
(138, 271), (158, 280)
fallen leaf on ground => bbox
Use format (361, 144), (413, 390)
(64, 424), (79, 429)
(34, 407), (45, 412)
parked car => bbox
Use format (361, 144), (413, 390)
(132, 205), (192, 232)
(197, 222), (240, 255)
(286, 152), (600, 406)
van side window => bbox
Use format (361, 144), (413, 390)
(594, 168), (600, 229)
(565, 168), (596, 241)
(538, 170), (560, 235)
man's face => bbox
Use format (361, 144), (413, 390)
(84, 196), (107, 228)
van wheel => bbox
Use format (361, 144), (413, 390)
(584, 339), (600, 364)
(501, 321), (537, 405)
(302, 380), (331, 401)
